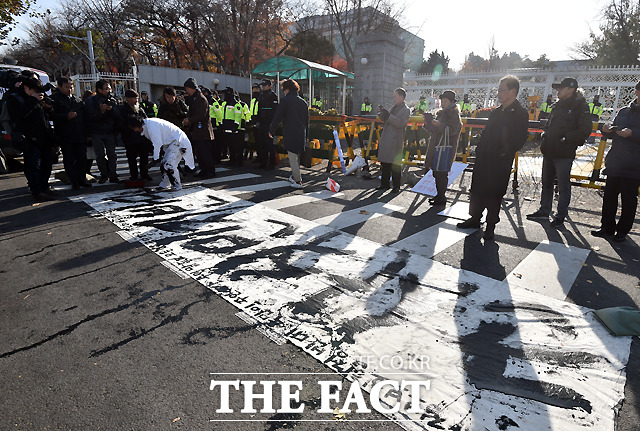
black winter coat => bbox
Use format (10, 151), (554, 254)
(602, 101), (640, 179)
(84, 93), (120, 135)
(6, 88), (55, 148)
(541, 92), (592, 159)
(470, 100), (529, 197)
(117, 102), (149, 147)
(269, 92), (309, 154)
(157, 97), (189, 128)
(51, 91), (86, 143)
(258, 90), (278, 128)
(184, 90), (214, 141)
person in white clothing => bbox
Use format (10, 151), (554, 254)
(129, 117), (195, 190)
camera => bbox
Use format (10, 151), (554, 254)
(100, 94), (118, 107)
(42, 82), (56, 93)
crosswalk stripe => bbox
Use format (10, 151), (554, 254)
(389, 218), (478, 258)
(505, 240), (591, 301)
(191, 173), (260, 185)
(261, 190), (345, 210)
(313, 202), (403, 230)
(223, 180), (292, 195)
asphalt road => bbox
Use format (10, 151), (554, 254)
(1, 155), (639, 431)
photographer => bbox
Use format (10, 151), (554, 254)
(51, 77), (91, 189)
(84, 79), (121, 183)
(6, 75), (57, 201)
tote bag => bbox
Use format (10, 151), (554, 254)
(431, 126), (452, 172)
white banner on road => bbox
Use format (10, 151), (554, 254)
(80, 186), (631, 431)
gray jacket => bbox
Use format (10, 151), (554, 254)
(377, 102), (411, 164)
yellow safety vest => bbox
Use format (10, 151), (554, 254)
(209, 100), (222, 126)
(313, 99), (323, 109)
(250, 98), (259, 118)
(220, 101), (243, 131)
(589, 103), (604, 117)
(459, 101), (471, 112)
(361, 102), (372, 113)
(540, 102), (553, 114)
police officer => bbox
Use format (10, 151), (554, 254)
(360, 97), (372, 115)
(140, 91), (158, 117)
(312, 96), (323, 111)
(589, 95), (604, 121)
(539, 94), (553, 120)
(256, 79), (278, 169)
(414, 96), (428, 114)
(219, 88), (245, 167)
(244, 83), (261, 160)
(459, 94), (471, 115)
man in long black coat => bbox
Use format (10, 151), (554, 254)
(51, 77), (91, 189)
(457, 75), (529, 240)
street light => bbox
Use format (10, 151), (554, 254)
(213, 78), (219, 90)
(54, 30), (97, 85)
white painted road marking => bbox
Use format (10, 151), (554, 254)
(313, 201), (404, 230)
(389, 218), (478, 258)
(261, 190), (345, 210)
(224, 180), (292, 195)
(505, 240), (591, 301)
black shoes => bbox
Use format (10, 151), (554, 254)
(591, 229), (627, 242)
(98, 176), (108, 184)
(483, 224), (495, 240)
(591, 229), (613, 238)
(613, 233), (627, 242)
(377, 184), (389, 191)
(550, 217), (564, 228)
(391, 187), (400, 193)
(526, 210), (549, 220)
(457, 218), (481, 229)
(429, 197), (446, 206)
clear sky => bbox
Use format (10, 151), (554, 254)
(4, 0), (607, 69)
(403, 0), (606, 69)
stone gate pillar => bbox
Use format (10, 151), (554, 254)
(353, 33), (406, 113)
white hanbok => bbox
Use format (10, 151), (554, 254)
(141, 118), (195, 190)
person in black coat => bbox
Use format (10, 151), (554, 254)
(84, 79), (121, 183)
(592, 80), (640, 242)
(269, 79), (308, 188)
(157, 87), (189, 127)
(527, 77), (592, 228)
(117, 89), (152, 181)
(457, 75), (529, 240)
(256, 79), (279, 169)
(6, 75), (57, 201)
(51, 77), (91, 189)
